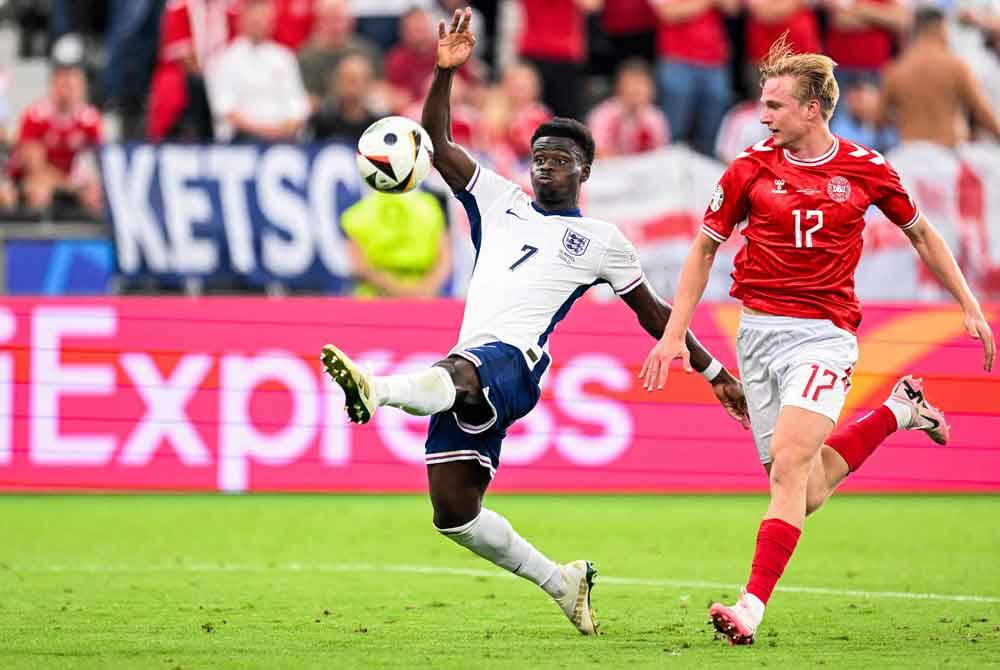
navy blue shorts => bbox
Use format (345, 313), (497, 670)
(425, 341), (548, 477)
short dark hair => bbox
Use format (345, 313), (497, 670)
(531, 117), (596, 166)
(913, 7), (945, 34)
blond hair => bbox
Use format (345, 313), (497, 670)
(759, 33), (839, 121)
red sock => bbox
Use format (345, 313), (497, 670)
(826, 405), (897, 472)
(745, 518), (801, 605)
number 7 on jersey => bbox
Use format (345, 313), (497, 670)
(509, 245), (539, 270)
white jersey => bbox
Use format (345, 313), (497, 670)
(451, 164), (644, 374)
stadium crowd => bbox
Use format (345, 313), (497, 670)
(0, 0), (999, 295)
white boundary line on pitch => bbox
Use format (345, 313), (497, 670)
(16, 562), (1000, 604)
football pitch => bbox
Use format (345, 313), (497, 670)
(3, 494), (999, 669)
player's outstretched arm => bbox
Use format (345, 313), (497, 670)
(904, 216), (995, 371)
(640, 232), (720, 390)
(622, 283), (749, 427)
(421, 7), (477, 193)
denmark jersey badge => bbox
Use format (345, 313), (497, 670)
(827, 176), (851, 203)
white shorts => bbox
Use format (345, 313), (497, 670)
(736, 313), (858, 464)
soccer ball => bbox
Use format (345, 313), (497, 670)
(356, 116), (434, 194)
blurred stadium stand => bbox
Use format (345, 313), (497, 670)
(0, 0), (997, 300)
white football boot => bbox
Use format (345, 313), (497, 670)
(889, 375), (950, 445)
(552, 560), (599, 635)
(321, 344), (376, 424)
(709, 589), (760, 645)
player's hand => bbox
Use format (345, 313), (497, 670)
(437, 7), (475, 70)
(709, 368), (750, 429)
(963, 309), (995, 372)
(639, 334), (690, 391)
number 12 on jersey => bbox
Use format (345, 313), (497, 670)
(793, 209), (823, 248)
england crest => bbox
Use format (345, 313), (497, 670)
(562, 229), (591, 256)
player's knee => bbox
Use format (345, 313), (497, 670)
(435, 358), (480, 405)
(768, 450), (811, 489)
(430, 488), (481, 530)
(432, 499), (479, 532)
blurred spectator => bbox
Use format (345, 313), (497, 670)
(207, 0), (310, 142)
(6, 51), (104, 217)
(0, 67), (14, 212)
(830, 77), (896, 153)
(517, 0), (603, 120)
(273, 0), (317, 50)
(308, 53), (379, 143)
(952, 1), (1000, 122)
(651, 0), (738, 157)
(743, 1), (820, 93)
(352, 0), (434, 51)
(147, 0), (235, 142)
(588, 59), (669, 157)
(499, 62), (551, 159)
(714, 99), (768, 163)
(385, 7), (481, 112)
(103, 0), (168, 138)
(590, 0), (658, 78)
(405, 72), (478, 145)
(880, 6), (1000, 148)
(0, 67), (9, 148)
(298, 0), (380, 107)
(340, 189), (452, 298)
(823, 0), (911, 90)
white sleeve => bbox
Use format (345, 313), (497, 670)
(599, 226), (645, 295)
(280, 49), (310, 122)
(205, 51), (236, 116)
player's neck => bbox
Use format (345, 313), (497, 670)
(533, 198), (580, 215)
(783, 128), (836, 162)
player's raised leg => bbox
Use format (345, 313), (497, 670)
(805, 375), (950, 515)
(428, 458), (598, 635)
(321, 344), (457, 423)
(710, 405), (832, 645)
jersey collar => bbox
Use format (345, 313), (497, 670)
(531, 201), (582, 218)
(783, 136), (840, 167)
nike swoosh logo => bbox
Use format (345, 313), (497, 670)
(506, 208), (527, 221)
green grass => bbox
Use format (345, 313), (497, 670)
(2, 495), (999, 669)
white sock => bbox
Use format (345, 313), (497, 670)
(883, 398), (912, 430)
(743, 591), (766, 625)
(436, 508), (564, 598)
(373, 367), (456, 416)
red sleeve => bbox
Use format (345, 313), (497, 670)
(160, 2), (192, 63)
(17, 106), (45, 143)
(874, 159), (919, 230)
(85, 109), (104, 144)
(702, 160), (752, 242)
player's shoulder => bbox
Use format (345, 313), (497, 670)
(24, 99), (54, 123)
(831, 135), (897, 176)
(727, 137), (776, 175)
(75, 104), (102, 128)
(572, 215), (630, 249)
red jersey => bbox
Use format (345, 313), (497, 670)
(745, 8), (820, 63)
(824, 0), (895, 70)
(272, 0), (314, 51)
(602, 0), (656, 35)
(701, 136), (919, 332)
(656, 7), (729, 66)
(518, 0), (585, 62)
(11, 100), (102, 178)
